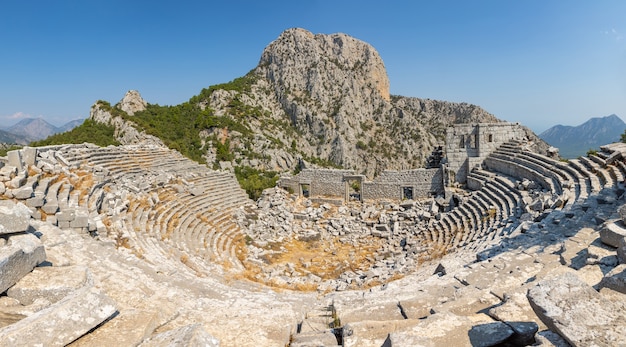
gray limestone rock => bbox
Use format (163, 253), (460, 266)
(139, 324), (219, 347)
(0, 233), (46, 293)
(599, 264), (626, 294)
(117, 90), (147, 116)
(290, 330), (338, 347)
(527, 271), (626, 346)
(600, 219), (626, 247)
(0, 286), (117, 347)
(7, 265), (90, 305)
(0, 201), (31, 235)
(70, 309), (161, 347)
(12, 186), (33, 200)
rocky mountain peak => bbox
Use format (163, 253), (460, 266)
(258, 27), (390, 108)
(117, 90), (147, 116)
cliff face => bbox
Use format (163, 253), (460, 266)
(235, 28), (500, 176)
(94, 28), (510, 177)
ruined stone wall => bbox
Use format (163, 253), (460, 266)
(280, 167), (443, 201)
(362, 169), (443, 201)
(446, 123), (527, 184)
(279, 169), (356, 197)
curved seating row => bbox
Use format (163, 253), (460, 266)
(32, 144), (251, 276)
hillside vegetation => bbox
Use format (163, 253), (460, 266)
(30, 119), (120, 147)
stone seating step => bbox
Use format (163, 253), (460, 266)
(579, 156), (612, 187)
(485, 156), (556, 194)
(568, 159), (602, 192)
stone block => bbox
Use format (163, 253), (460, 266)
(599, 264), (626, 294)
(70, 309), (160, 347)
(21, 147), (36, 166)
(527, 272), (626, 346)
(139, 324), (219, 347)
(0, 201), (32, 235)
(46, 215), (57, 226)
(25, 195), (45, 208)
(56, 210), (75, 222)
(7, 265), (90, 305)
(290, 330), (338, 347)
(58, 221), (70, 229)
(0, 233), (46, 293)
(42, 202), (59, 215)
(600, 219), (626, 247)
(12, 186), (33, 200)
(0, 165), (17, 179)
(6, 175), (26, 189)
(6, 151), (22, 171)
(69, 208), (89, 229)
(0, 286), (117, 347)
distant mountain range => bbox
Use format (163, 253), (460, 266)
(539, 114), (626, 159)
(0, 118), (84, 145)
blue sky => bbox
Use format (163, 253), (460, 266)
(1, 1), (625, 133)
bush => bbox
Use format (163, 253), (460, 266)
(234, 166), (279, 200)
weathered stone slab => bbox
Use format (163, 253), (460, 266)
(382, 332), (434, 347)
(69, 208), (89, 228)
(21, 147), (36, 166)
(600, 219), (626, 247)
(0, 286), (117, 347)
(338, 299), (404, 324)
(599, 264), (626, 294)
(487, 291), (545, 329)
(6, 150), (22, 171)
(69, 309), (160, 347)
(0, 201), (31, 235)
(0, 233), (46, 293)
(290, 330), (338, 347)
(25, 194), (45, 208)
(0, 165), (17, 180)
(344, 312), (493, 347)
(56, 209), (75, 222)
(7, 265), (90, 305)
(527, 272), (626, 346)
(138, 324), (219, 347)
(12, 186), (33, 200)
(42, 201), (59, 215)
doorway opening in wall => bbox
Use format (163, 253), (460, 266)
(402, 187), (414, 200)
(347, 179), (361, 201)
(301, 184), (310, 198)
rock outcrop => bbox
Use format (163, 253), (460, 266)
(118, 90), (148, 116)
(89, 100), (164, 147)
